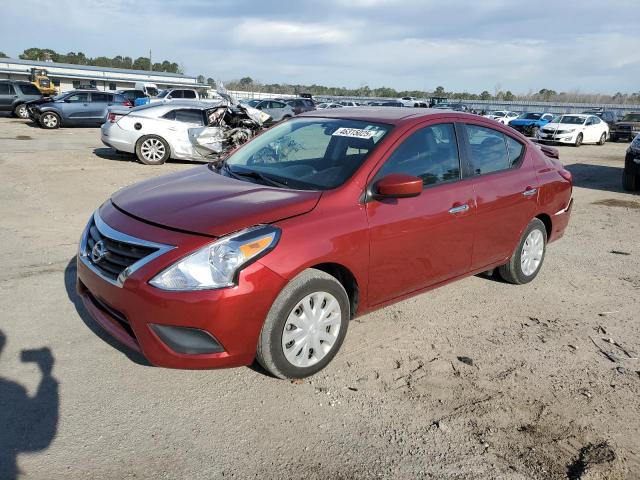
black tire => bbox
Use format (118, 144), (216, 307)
(13, 103), (28, 119)
(622, 170), (640, 191)
(598, 132), (606, 145)
(530, 126), (539, 138)
(256, 268), (350, 379)
(39, 112), (60, 129)
(135, 135), (170, 165)
(574, 133), (583, 147)
(498, 218), (547, 285)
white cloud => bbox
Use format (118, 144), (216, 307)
(231, 19), (354, 48)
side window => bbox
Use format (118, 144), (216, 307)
(18, 84), (41, 95)
(90, 93), (109, 103)
(273, 102), (285, 109)
(505, 136), (525, 167)
(66, 93), (89, 103)
(592, 117), (601, 124)
(465, 124), (510, 175)
(377, 123), (461, 186)
(162, 110), (176, 121)
(183, 90), (197, 99)
(173, 109), (204, 125)
(169, 90), (182, 99)
(72, 81), (81, 89)
(0, 83), (12, 95)
(109, 83), (117, 91)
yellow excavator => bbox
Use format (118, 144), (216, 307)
(29, 68), (57, 96)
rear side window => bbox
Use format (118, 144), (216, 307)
(0, 83), (13, 95)
(183, 90), (197, 99)
(91, 93), (109, 103)
(17, 84), (40, 95)
(170, 90), (183, 99)
(465, 124), (511, 175)
(377, 123), (461, 186)
(505, 136), (524, 167)
(272, 101), (285, 109)
(172, 109), (204, 125)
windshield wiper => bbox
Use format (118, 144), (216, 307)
(226, 166), (289, 188)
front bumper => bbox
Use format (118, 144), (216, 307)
(612, 129), (640, 141)
(76, 203), (288, 369)
(537, 132), (577, 144)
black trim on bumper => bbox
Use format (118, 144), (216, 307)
(150, 325), (225, 355)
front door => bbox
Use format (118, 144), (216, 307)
(367, 122), (476, 305)
(61, 92), (91, 123)
(461, 122), (538, 270)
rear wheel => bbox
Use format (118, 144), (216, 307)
(530, 126), (539, 138)
(13, 103), (28, 119)
(498, 218), (547, 285)
(135, 135), (170, 165)
(574, 133), (583, 147)
(598, 132), (606, 145)
(39, 112), (60, 129)
(256, 269), (350, 379)
(622, 170), (640, 191)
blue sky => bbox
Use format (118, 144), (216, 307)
(2, 0), (639, 94)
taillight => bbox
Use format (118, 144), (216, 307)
(123, 100), (132, 107)
(108, 113), (116, 123)
(559, 169), (572, 182)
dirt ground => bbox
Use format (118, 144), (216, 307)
(0, 115), (638, 480)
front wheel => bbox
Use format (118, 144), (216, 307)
(256, 269), (350, 379)
(135, 135), (170, 165)
(39, 112), (60, 129)
(498, 218), (547, 285)
(13, 104), (29, 119)
(530, 126), (539, 138)
(574, 133), (583, 147)
(622, 170), (640, 191)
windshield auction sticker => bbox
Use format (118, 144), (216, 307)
(332, 127), (377, 139)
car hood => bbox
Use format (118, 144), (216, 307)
(26, 97), (54, 106)
(615, 121), (640, 127)
(111, 166), (322, 237)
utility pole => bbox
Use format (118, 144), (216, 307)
(149, 49), (152, 71)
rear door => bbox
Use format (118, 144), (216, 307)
(0, 82), (15, 111)
(88, 92), (111, 124)
(367, 122), (476, 304)
(162, 108), (205, 158)
(461, 122), (538, 270)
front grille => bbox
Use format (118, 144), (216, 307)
(618, 125), (632, 131)
(85, 218), (158, 282)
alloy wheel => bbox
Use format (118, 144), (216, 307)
(521, 229), (544, 276)
(140, 138), (166, 162)
(16, 105), (28, 118)
(42, 114), (57, 128)
(281, 291), (342, 368)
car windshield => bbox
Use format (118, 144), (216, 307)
(557, 115), (586, 125)
(491, 111), (506, 117)
(158, 90), (171, 98)
(223, 117), (392, 190)
(520, 113), (542, 120)
(53, 93), (68, 101)
(147, 87), (159, 97)
(621, 114), (640, 122)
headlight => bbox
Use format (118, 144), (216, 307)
(567, 128), (576, 133)
(150, 225), (280, 291)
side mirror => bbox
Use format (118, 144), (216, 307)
(374, 174), (423, 199)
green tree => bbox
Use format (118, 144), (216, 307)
(0, 51), (8, 58)
(434, 86), (446, 96)
(479, 90), (492, 100)
(503, 90), (515, 101)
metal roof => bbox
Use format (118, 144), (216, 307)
(1, 57), (195, 79)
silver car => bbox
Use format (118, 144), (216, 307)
(254, 99), (294, 123)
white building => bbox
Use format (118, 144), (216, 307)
(0, 58), (205, 93)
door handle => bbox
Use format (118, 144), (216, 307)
(522, 188), (538, 197)
(448, 204), (469, 214)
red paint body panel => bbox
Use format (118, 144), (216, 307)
(77, 109), (573, 370)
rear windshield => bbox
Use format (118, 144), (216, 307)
(224, 117), (392, 190)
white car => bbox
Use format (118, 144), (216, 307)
(316, 102), (343, 109)
(101, 101), (270, 165)
(536, 114), (609, 147)
(484, 110), (519, 125)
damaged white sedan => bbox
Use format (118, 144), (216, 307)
(101, 100), (271, 165)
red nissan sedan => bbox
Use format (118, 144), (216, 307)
(77, 108), (573, 379)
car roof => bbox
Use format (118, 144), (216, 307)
(300, 106), (464, 125)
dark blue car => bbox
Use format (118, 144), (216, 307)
(508, 112), (555, 136)
(27, 90), (129, 129)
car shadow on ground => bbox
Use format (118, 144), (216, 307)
(63, 258), (151, 367)
(0, 330), (59, 480)
(565, 163), (630, 194)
